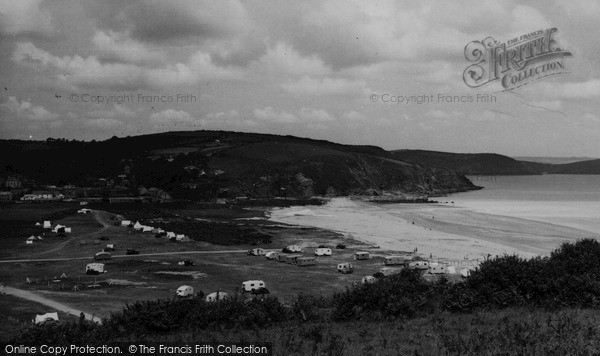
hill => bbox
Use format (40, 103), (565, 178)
(392, 150), (600, 175)
(0, 131), (480, 200)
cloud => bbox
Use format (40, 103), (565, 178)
(1, 96), (59, 121)
(0, 0), (53, 36)
(253, 107), (297, 123)
(254, 42), (330, 76)
(541, 79), (600, 99)
(298, 108), (335, 122)
(84, 118), (123, 129)
(12, 42), (237, 90)
(92, 31), (164, 64)
(342, 110), (368, 121)
(149, 109), (203, 128)
(85, 104), (137, 120)
(282, 76), (369, 96)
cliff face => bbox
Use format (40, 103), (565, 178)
(0, 131), (479, 199)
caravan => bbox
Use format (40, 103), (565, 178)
(176, 285), (194, 298)
(384, 255), (411, 266)
(86, 263), (106, 274)
(354, 251), (370, 260)
(314, 248), (332, 256)
(297, 256), (317, 266)
(241, 280), (268, 294)
(337, 262), (354, 274)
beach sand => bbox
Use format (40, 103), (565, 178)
(268, 198), (596, 262)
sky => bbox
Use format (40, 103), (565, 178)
(0, 0), (599, 157)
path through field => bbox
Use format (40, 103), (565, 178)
(2, 286), (102, 324)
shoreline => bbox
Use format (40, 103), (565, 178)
(267, 197), (596, 262)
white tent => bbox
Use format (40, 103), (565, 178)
(446, 266), (456, 274)
(133, 221), (143, 230)
(35, 222), (41, 226)
(65, 227), (72, 234)
(36, 236), (43, 240)
(121, 220), (131, 226)
(26, 240), (33, 245)
(142, 226), (153, 233)
(34, 312), (59, 324)
(460, 268), (472, 278)
(52, 224), (66, 233)
(43, 221), (51, 229)
(176, 234), (185, 241)
(28, 235), (36, 240)
(167, 232), (176, 238)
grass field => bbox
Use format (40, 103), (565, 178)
(0, 202), (399, 340)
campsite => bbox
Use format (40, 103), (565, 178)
(0, 200), (461, 338)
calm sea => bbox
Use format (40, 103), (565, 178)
(448, 175), (600, 234)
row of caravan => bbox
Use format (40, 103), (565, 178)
(176, 280), (268, 300)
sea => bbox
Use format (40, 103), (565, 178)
(449, 174), (600, 235)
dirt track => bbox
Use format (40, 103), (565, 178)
(2, 286), (102, 324)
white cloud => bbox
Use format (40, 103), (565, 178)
(84, 118), (123, 129)
(0, 0), (53, 35)
(1, 96), (59, 121)
(253, 106), (297, 123)
(87, 104), (137, 119)
(255, 42), (330, 76)
(92, 31), (164, 64)
(149, 109), (203, 128)
(282, 76), (369, 96)
(342, 110), (368, 121)
(12, 42), (237, 90)
(298, 108), (335, 122)
(541, 79), (600, 99)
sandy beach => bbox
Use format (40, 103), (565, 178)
(268, 198), (596, 262)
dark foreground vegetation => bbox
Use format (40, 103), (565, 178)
(6, 238), (600, 354)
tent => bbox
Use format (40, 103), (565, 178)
(34, 312), (59, 324)
(36, 236), (43, 240)
(133, 221), (143, 230)
(65, 227), (72, 234)
(35, 222), (41, 226)
(52, 224), (66, 233)
(447, 266), (456, 274)
(26, 240), (33, 245)
(142, 226), (153, 233)
(176, 234), (186, 241)
(28, 235), (36, 240)
(167, 232), (176, 238)
(43, 221), (52, 229)
(121, 220), (131, 226)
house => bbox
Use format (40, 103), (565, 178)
(429, 265), (448, 274)
(408, 261), (429, 270)
(384, 255), (412, 266)
(248, 248), (266, 256)
(176, 285), (194, 297)
(337, 262), (354, 274)
(241, 280), (266, 292)
(120, 220), (131, 226)
(297, 256), (317, 266)
(86, 263), (106, 274)
(94, 252), (111, 261)
(314, 248), (332, 256)
(354, 251), (370, 260)
(34, 312), (58, 324)
(362, 276), (377, 284)
(265, 251), (279, 260)
(206, 291), (228, 302)
(5, 176), (21, 189)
